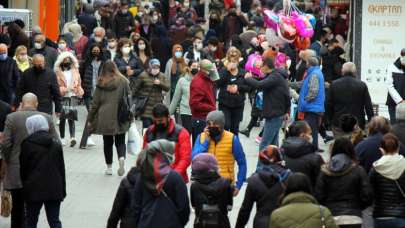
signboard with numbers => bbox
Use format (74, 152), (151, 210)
(361, 0), (405, 104)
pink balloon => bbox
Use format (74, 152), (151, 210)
(263, 9), (279, 31)
(275, 52), (290, 69)
(245, 53), (264, 78)
(278, 15), (297, 43)
(293, 14), (314, 38)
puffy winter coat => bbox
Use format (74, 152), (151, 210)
(54, 51), (84, 97)
(217, 68), (250, 108)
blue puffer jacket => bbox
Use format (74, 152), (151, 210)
(298, 66), (325, 113)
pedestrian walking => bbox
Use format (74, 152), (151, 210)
(113, 38), (143, 79)
(29, 34), (58, 68)
(87, 60), (131, 176)
(0, 43), (20, 105)
(13, 45), (32, 72)
(20, 114), (66, 228)
(164, 44), (187, 105)
(386, 48), (405, 124)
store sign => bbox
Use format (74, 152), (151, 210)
(361, 0), (405, 104)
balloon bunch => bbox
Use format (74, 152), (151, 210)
(263, 0), (316, 50)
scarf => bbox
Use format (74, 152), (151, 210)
(171, 44), (186, 75)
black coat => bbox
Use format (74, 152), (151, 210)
(133, 170), (190, 228)
(315, 155), (373, 217)
(77, 13), (98, 37)
(236, 167), (287, 228)
(327, 74), (374, 129)
(107, 167), (139, 228)
(0, 100), (11, 131)
(0, 57), (20, 104)
(190, 173), (233, 228)
(321, 47), (345, 82)
(113, 11), (135, 38)
(386, 58), (405, 107)
(217, 69), (250, 108)
(370, 168), (405, 218)
(114, 54), (143, 79)
(282, 137), (324, 186)
(20, 131), (66, 202)
(80, 59), (105, 98)
(245, 69), (291, 119)
(17, 67), (62, 114)
(393, 121), (405, 147)
(29, 46), (58, 69)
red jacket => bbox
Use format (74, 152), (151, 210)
(143, 119), (191, 182)
(189, 71), (216, 119)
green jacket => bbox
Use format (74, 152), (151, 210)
(88, 75), (131, 135)
(169, 73), (192, 116)
(270, 192), (338, 228)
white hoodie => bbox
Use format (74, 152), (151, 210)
(373, 154), (405, 180)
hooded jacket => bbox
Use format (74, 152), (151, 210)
(54, 51), (84, 97)
(236, 164), (289, 228)
(370, 154), (405, 218)
(20, 131), (66, 202)
(113, 10), (135, 38)
(315, 154), (373, 217)
(282, 137), (323, 186)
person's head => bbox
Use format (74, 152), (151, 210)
(0, 43), (8, 60)
(367, 116), (391, 136)
(342, 62), (357, 76)
(259, 145), (284, 166)
(106, 33), (117, 49)
(226, 46), (241, 63)
(83, 3), (94, 14)
(6, 22), (23, 38)
(117, 38), (132, 56)
(380, 133), (400, 155)
(330, 137), (357, 161)
(25, 114), (49, 135)
(57, 37), (68, 50)
(284, 173), (313, 196)
(21, 93), (38, 110)
(193, 36), (203, 51)
(396, 102), (405, 122)
(339, 114), (358, 133)
(152, 103), (170, 131)
(120, 1), (129, 14)
(188, 60), (199, 76)
(93, 27), (106, 42)
(261, 57), (275, 74)
(99, 60), (120, 78)
(172, 44), (183, 59)
(287, 121), (313, 143)
(90, 44), (102, 59)
(400, 48), (405, 66)
(207, 37), (219, 52)
(32, 26), (42, 37)
(134, 37), (151, 56)
(60, 55), (73, 71)
(320, 29), (328, 43)
(130, 32), (141, 45)
(150, 9), (160, 24)
(34, 34), (46, 49)
(13, 19), (25, 30)
(15, 45), (28, 62)
(206, 110), (225, 139)
(191, 153), (219, 174)
(148, 58), (161, 76)
(322, 26), (333, 40)
(328, 38), (339, 50)
(300, 49), (316, 61)
(306, 56), (319, 67)
(32, 54), (45, 71)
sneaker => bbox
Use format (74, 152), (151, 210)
(117, 157), (125, 176)
(240, 129), (250, 138)
(323, 135), (334, 144)
(87, 137), (96, 147)
(104, 167), (113, 175)
(255, 136), (262, 144)
(61, 138), (67, 146)
(70, 138), (77, 147)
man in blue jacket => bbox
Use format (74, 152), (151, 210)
(298, 57), (325, 150)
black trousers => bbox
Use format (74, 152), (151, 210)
(10, 188), (24, 228)
(219, 105), (244, 135)
(180, 114), (192, 135)
(59, 117), (75, 138)
(103, 133), (126, 165)
(191, 118), (206, 146)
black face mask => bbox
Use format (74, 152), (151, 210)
(155, 123), (167, 132)
(33, 66), (44, 72)
(208, 127), (221, 138)
(191, 68), (198, 75)
(61, 62), (72, 70)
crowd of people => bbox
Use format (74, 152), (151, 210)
(0, 0), (405, 227)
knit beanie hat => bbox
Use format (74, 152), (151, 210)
(259, 145), (284, 165)
(206, 110), (225, 130)
(192, 153), (219, 173)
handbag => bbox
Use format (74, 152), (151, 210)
(60, 97), (78, 121)
(133, 86), (154, 117)
(118, 85), (133, 125)
(0, 190), (12, 217)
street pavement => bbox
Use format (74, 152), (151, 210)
(0, 101), (332, 228)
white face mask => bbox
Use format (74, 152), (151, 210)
(138, 44), (146, 50)
(122, 47), (131, 55)
(210, 46), (217, 52)
(94, 37), (102, 43)
(152, 15), (159, 22)
(18, 54), (28, 61)
(195, 42), (203, 51)
(151, 68), (160, 75)
(34, 42), (43, 49)
(58, 43), (66, 50)
(108, 42), (116, 49)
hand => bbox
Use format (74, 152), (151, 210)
(203, 127), (209, 138)
(127, 68), (134, 76)
(244, 72), (253, 78)
(233, 188), (240, 196)
(153, 79), (161, 85)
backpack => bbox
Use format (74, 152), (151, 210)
(117, 84), (133, 125)
(195, 196), (223, 228)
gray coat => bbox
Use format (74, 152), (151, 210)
(169, 73), (192, 116)
(88, 75), (131, 135)
(0, 108), (56, 190)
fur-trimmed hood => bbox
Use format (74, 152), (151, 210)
(54, 51), (79, 72)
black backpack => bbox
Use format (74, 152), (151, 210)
(195, 197), (223, 228)
(117, 85), (133, 125)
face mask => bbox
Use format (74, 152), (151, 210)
(151, 68), (160, 75)
(59, 43), (67, 50)
(401, 56), (405, 66)
(92, 52), (100, 57)
(152, 15), (159, 22)
(175, 51), (183, 58)
(34, 65), (44, 72)
(34, 42), (43, 49)
(137, 12), (143, 17)
(209, 46), (217, 52)
(94, 37), (102, 43)
(155, 123), (167, 132)
(61, 62), (71, 70)
(191, 68), (198, 75)
(195, 43), (203, 51)
(121, 47), (131, 55)
(18, 54), (27, 61)
(138, 44), (146, 50)
(0, 53), (7, 61)
(327, 34), (334, 40)
(208, 127), (221, 138)
(121, 9), (128, 14)
(228, 62), (237, 70)
(108, 42), (116, 49)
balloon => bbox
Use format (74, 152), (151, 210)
(294, 14), (314, 38)
(266, 28), (286, 47)
(245, 53), (264, 78)
(275, 52), (290, 69)
(294, 37), (311, 50)
(278, 15), (297, 43)
(306, 14), (316, 28)
(263, 9), (279, 31)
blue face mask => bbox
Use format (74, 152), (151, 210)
(0, 53), (7, 61)
(175, 51), (183, 59)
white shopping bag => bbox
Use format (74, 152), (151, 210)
(127, 122), (142, 156)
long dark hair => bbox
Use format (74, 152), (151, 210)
(286, 121), (310, 138)
(133, 37), (152, 57)
(330, 137), (357, 162)
(83, 43), (106, 65)
(99, 60), (122, 79)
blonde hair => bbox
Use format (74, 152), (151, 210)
(15, 45), (27, 56)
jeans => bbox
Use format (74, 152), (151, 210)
(191, 118), (207, 146)
(304, 112), (321, 150)
(389, 105), (397, 124)
(103, 133), (126, 165)
(375, 218), (405, 228)
(59, 118), (75, 138)
(259, 115), (284, 151)
(180, 114), (192, 135)
(10, 189), (24, 228)
(219, 105), (244, 135)
(25, 200), (62, 228)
